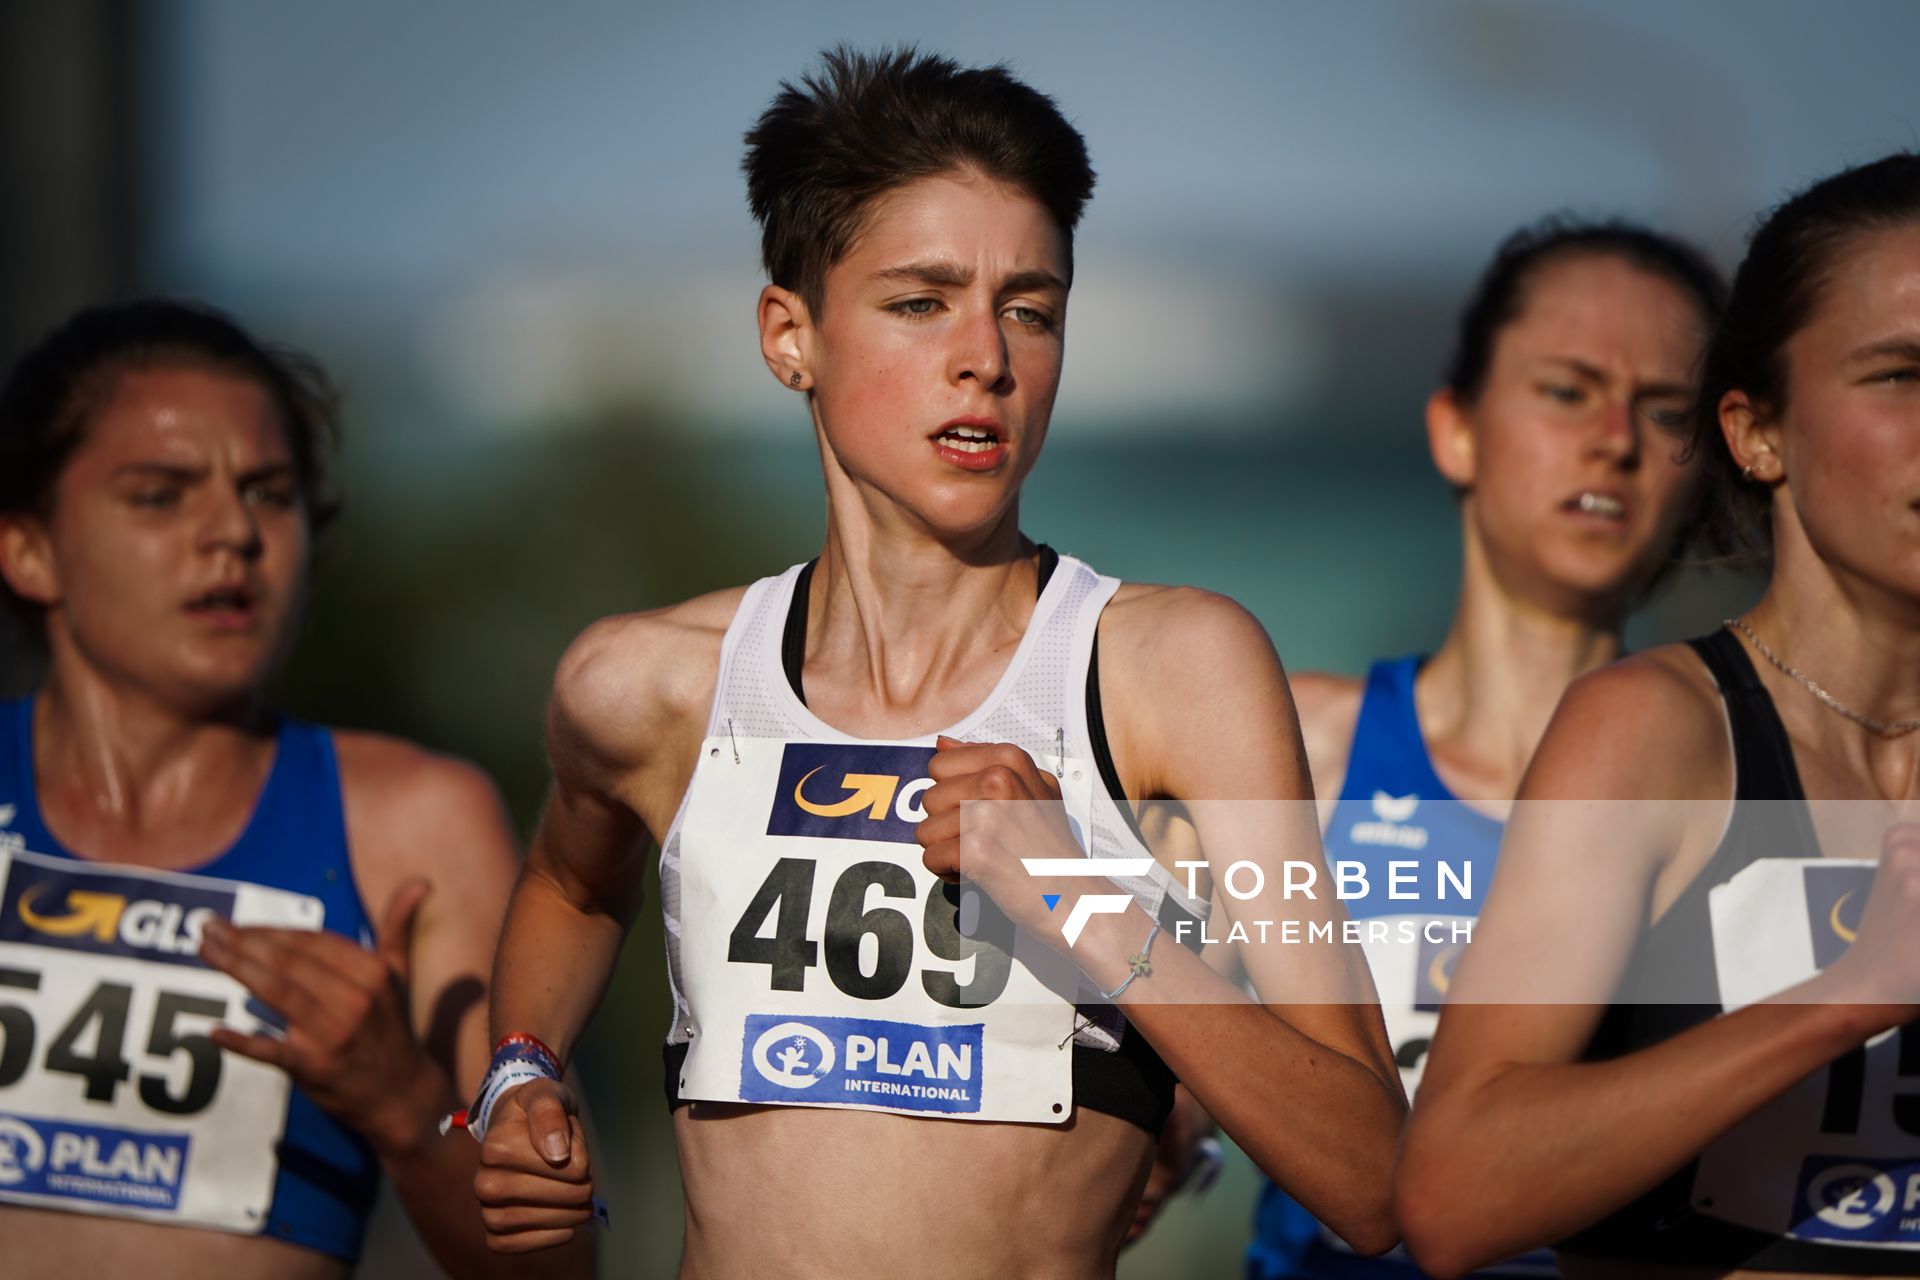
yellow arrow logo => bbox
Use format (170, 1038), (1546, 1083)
(1830, 890), (1858, 945)
(1427, 943), (1460, 999)
(793, 768), (900, 821)
(17, 885), (125, 941)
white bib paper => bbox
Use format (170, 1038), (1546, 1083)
(1698, 857), (1920, 1251)
(0, 848), (321, 1233)
(674, 738), (1082, 1124)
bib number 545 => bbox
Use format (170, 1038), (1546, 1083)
(0, 964), (226, 1115)
(727, 858), (1013, 1008)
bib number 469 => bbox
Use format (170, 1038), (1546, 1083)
(727, 858), (1013, 1008)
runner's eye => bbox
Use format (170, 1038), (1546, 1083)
(889, 298), (942, 318)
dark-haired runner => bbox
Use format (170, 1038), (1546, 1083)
(1227, 217), (1721, 1279)
(1401, 154), (1920, 1278)
(475, 47), (1404, 1276)
(0, 301), (588, 1275)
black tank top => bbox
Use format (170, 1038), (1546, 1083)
(1562, 629), (1920, 1274)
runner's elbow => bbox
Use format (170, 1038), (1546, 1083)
(1394, 1151), (1489, 1278)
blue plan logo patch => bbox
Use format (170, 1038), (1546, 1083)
(0, 1112), (189, 1211)
(739, 1013), (984, 1113)
(0, 858), (232, 968)
(766, 743), (937, 844)
(1802, 864), (1872, 970)
(1794, 1155), (1920, 1243)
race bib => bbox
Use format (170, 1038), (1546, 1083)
(0, 848), (321, 1233)
(1698, 858), (1920, 1250)
(675, 738), (1082, 1124)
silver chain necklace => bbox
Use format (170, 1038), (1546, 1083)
(1724, 617), (1920, 739)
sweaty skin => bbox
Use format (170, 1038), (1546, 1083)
(0, 365), (588, 1277)
(482, 171), (1404, 1276)
(1398, 224), (1920, 1280)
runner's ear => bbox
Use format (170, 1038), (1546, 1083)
(758, 283), (812, 393)
(0, 514), (59, 606)
(1425, 389), (1475, 490)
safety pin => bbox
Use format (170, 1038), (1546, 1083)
(728, 718), (741, 764)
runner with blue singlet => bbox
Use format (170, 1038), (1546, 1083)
(1128, 218), (1725, 1274)
(0, 301), (590, 1277)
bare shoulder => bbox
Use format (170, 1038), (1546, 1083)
(332, 730), (506, 834)
(1100, 583), (1283, 689)
(1097, 583), (1304, 799)
(1286, 671), (1366, 800)
(330, 729), (518, 910)
(1523, 642), (1729, 801)
(549, 585), (750, 776)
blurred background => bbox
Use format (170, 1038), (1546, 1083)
(3, 0), (1916, 1273)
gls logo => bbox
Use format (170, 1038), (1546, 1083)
(0, 856), (232, 968)
(1804, 864), (1872, 970)
(1022, 858), (1154, 947)
(767, 744), (936, 844)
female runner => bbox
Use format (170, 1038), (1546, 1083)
(1400, 153), (1920, 1277)
(473, 46), (1404, 1276)
(0, 299), (588, 1276)
(1239, 217), (1723, 1278)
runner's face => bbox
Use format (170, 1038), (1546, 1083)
(1770, 222), (1920, 603)
(1461, 255), (1705, 612)
(28, 367), (309, 710)
(806, 170), (1069, 536)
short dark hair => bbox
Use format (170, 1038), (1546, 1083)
(743, 46), (1096, 313)
(1683, 152), (1920, 565)
(1444, 215), (1726, 406)
(0, 297), (342, 628)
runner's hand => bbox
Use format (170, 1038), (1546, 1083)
(473, 1077), (597, 1253)
(200, 878), (444, 1155)
(916, 735), (1084, 940)
(1822, 823), (1920, 1023)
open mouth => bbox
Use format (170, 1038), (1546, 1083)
(931, 421), (1007, 471)
(1566, 491), (1627, 521)
(935, 424), (1000, 454)
(185, 584), (258, 624)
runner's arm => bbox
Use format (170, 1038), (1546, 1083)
(476, 616), (679, 1253)
(1394, 660), (1908, 1277)
(336, 737), (595, 1276)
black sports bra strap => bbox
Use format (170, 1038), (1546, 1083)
(1687, 629), (1808, 804)
(782, 546), (1060, 707)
